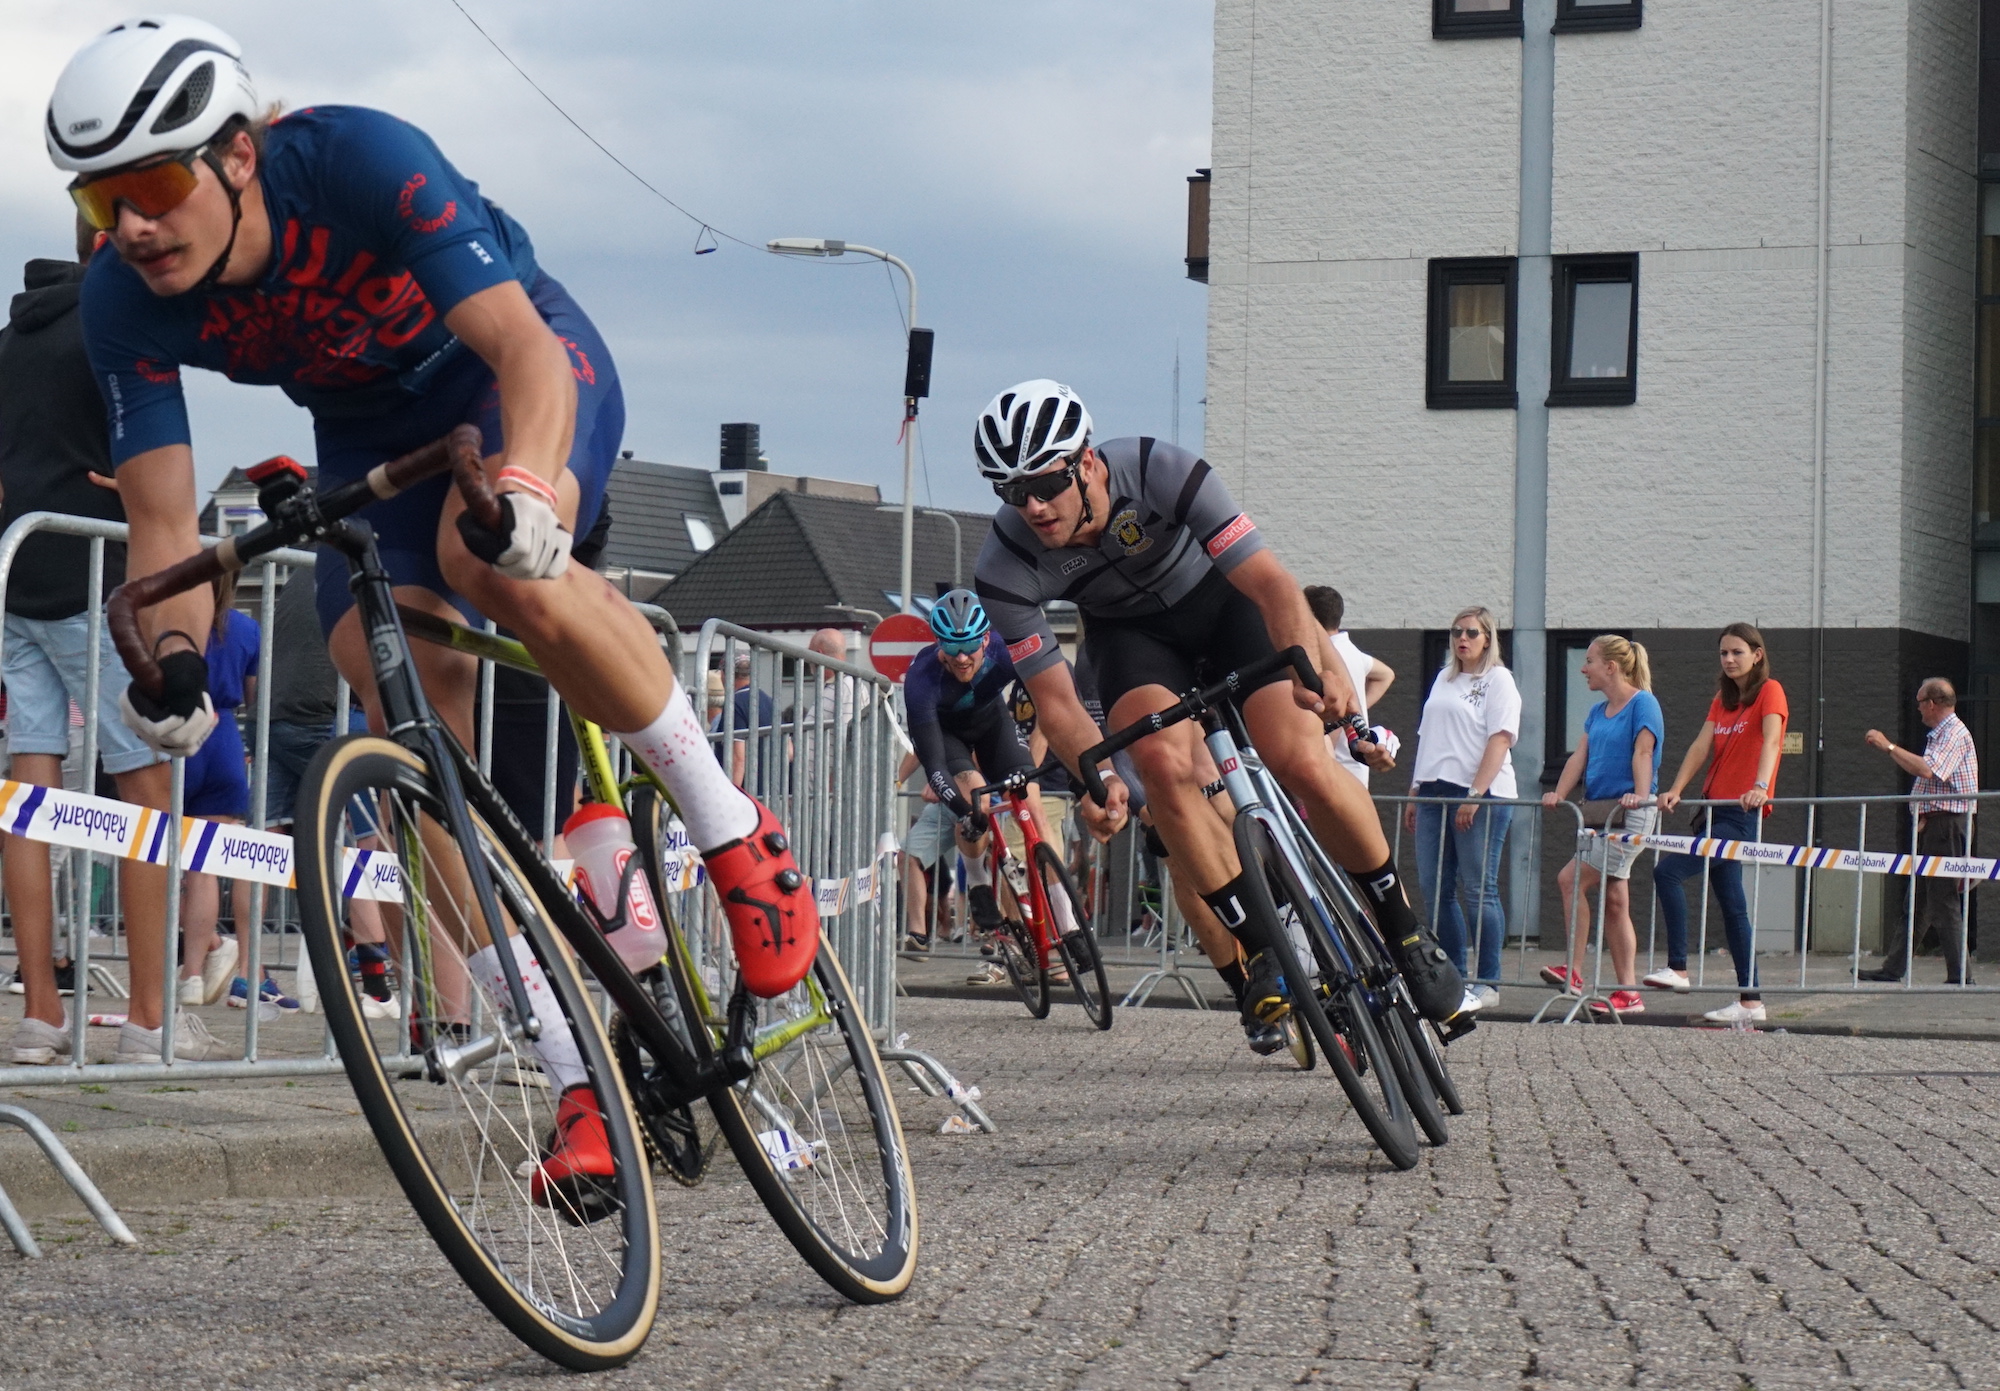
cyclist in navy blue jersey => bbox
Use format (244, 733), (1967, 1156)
(47, 16), (818, 1197)
(904, 592), (1058, 965)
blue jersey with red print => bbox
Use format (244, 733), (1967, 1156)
(82, 105), (548, 460)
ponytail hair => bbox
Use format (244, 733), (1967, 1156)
(1591, 634), (1651, 691)
(210, 570), (236, 639)
(1715, 622), (1769, 711)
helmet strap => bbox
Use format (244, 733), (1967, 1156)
(193, 145), (244, 292)
(1075, 459), (1094, 530)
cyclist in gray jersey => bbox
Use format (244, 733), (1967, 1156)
(970, 380), (1467, 1027)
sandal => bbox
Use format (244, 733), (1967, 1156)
(899, 933), (932, 954)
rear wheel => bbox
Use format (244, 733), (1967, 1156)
(1036, 844), (1111, 1030)
(295, 736), (658, 1370)
(1234, 814), (1418, 1171)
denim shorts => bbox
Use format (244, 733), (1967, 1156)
(2, 612), (163, 774)
(1587, 804), (1659, 880)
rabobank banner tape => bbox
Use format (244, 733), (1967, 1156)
(0, 778), (401, 901)
(1595, 828), (2000, 882)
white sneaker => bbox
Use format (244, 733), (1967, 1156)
(1700, 1000), (1766, 1027)
(1471, 983), (1501, 1010)
(116, 1012), (231, 1063)
(361, 993), (403, 1020)
(966, 961), (1009, 986)
(202, 938), (239, 1004)
(12, 1013), (72, 1065)
(177, 975), (205, 1008)
(1458, 986), (1484, 1014)
(1642, 967), (1690, 992)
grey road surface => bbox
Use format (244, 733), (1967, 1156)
(3, 999), (1998, 1390)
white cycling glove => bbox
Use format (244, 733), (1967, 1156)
(457, 466), (572, 581)
(120, 649), (219, 757)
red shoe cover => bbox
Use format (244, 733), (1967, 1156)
(533, 1085), (614, 1209)
(703, 799), (819, 998)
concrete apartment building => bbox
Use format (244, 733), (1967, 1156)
(1200, 0), (1991, 824)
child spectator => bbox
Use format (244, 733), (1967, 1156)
(1541, 636), (1662, 1015)
(1405, 606), (1518, 1011)
(1651, 623), (1786, 1024)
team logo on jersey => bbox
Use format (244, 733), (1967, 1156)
(1109, 509), (1152, 557)
(396, 173), (459, 234)
(1008, 635), (1043, 663)
(1059, 555), (1089, 576)
(1205, 513), (1254, 558)
(132, 358), (179, 385)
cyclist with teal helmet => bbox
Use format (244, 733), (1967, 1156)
(904, 590), (1056, 972)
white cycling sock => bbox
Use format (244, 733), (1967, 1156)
(962, 852), (992, 889)
(468, 935), (587, 1093)
(613, 686), (758, 851)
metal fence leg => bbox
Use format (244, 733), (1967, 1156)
(880, 1047), (996, 1132)
(0, 1103), (137, 1254)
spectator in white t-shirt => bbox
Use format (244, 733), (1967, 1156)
(1404, 606), (1520, 1010)
(1305, 586), (1395, 789)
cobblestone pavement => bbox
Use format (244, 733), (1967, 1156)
(7, 998), (2000, 1389)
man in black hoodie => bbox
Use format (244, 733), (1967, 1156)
(0, 222), (193, 1065)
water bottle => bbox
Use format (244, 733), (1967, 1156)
(562, 804), (667, 971)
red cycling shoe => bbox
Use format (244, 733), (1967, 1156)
(703, 798), (820, 998)
(533, 1085), (619, 1225)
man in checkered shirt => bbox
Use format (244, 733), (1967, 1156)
(1861, 678), (1981, 984)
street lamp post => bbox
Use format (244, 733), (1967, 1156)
(769, 237), (927, 614)
(877, 504), (961, 589)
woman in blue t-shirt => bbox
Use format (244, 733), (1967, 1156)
(1540, 636), (1663, 1015)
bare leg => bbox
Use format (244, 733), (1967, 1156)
(111, 761), (171, 1030)
(4, 754), (65, 1028)
(1604, 879), (1638, 987)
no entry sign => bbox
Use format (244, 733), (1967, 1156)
(867, 613), (934, 682)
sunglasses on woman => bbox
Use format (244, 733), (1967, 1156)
(993, 459), (1079, 508)
(69, 147), (206, 232)
(1451, 626), (1485, 640)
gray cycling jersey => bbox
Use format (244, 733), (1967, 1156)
(972, 436), (1265, 679)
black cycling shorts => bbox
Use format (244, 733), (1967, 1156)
(1083, 568), (1283, 717)
(938, 704), (1035, 783)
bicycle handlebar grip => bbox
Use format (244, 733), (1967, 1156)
(107, 548), (228, 701)
(1280, 644), (1324, 697)
(1077, 741), (1112, 807)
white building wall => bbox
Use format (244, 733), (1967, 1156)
(1207, 0), (1977, 641)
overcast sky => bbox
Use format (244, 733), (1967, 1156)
(1, 1), (1213, 509)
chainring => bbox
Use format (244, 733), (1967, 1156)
(607, 1011), (710, 1188)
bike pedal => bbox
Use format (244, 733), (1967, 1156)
(1440, 1017), (1478, 1044)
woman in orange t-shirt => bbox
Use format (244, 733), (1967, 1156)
(1647, 623), (1788, 1025)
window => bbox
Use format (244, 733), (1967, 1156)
(1553, 0), (1642, 33)
(1548, 254), (1638, 406)
(1433, 0), (1522, 39)
(684, 515), (716, 553)
(1427, 257), (1518, 409)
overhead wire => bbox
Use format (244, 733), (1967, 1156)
(443, 0), (760, 251)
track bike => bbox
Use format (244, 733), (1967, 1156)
(107, 427), (916, 1370)
(1079, 647), (1465, 1171)
(966, 760), (1112, 1029)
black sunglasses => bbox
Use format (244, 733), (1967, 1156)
(993, 459), (1079, 508)
(1451, 626), (1485, 640)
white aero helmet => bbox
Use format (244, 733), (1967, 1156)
(973, 379), (1093, 483)
(46, 16), (258, 175)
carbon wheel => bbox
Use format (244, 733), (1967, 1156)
(1036, 844), (1111, 1030)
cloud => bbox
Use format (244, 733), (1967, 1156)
(0, 1), (1214, 507)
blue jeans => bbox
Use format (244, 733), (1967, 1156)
(1412, 781), (1513, 982)
(1651, 805), (1757, 989)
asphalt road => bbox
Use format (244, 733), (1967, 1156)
(4, 999), (2000, 1389)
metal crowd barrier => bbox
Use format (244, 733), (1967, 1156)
(685, 620), (991, 1126)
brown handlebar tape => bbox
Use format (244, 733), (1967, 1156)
(109, 425), (487, 700)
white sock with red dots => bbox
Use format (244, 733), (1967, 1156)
(613, 686), (759, 851)
(469, 934), (587, 1093)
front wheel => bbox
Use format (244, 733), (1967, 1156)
(294, 735), (659, 1370)
(1036, 844), (1111, 1030)
(1234, 814), (1419, 1171)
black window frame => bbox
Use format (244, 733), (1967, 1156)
(1427, 256), (1519, 410)
(1547, 253), (1639, 407)
(1552, 0), (1642, 34)
(1433, 0), (1523, 39)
